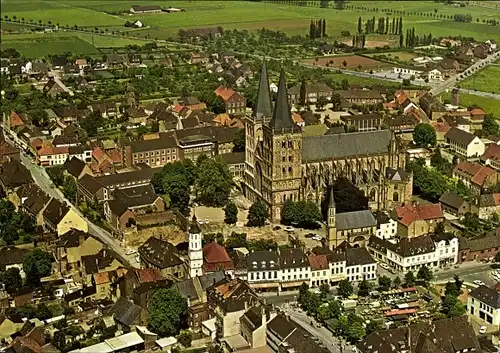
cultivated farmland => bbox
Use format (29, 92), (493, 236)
(459, 66), (500, 94)
(302, 55), (391, 71)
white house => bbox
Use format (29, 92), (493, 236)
(279, 248), (310, 290)
(368, 233), (458, 273)
(444, 127), (485, 158)
(345, 248), (377, 281)
(393, 66), (425, 76)
(375, 213), (398, 239)
(37, 146), (69, 166)
(308, 253), (330, 287)
(468, 285), (500, 325)
(246, 250), (280, 289)
(134, 20), (143, 28)
(269, 83), (278, 93)
(428, 68), (443, 81)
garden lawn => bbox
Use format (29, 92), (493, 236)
(460, 66), (500, 94)
(1, 35), (99, 57)
(440, 92), (500, 116)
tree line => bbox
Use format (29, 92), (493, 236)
(309, 19), (326, 39)
(358, 16), (403, 35)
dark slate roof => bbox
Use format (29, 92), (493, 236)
(267, 313), (297, 341)
(247, 251), (279, 271)
(345, 247), (375, 266)
(78, 174), (103, 195)
(269, 68), (295, 134)
(107, 199), (129, 217)
(218, 152), (245, 165)
(108, 297), (142, 327)
(42, 198), (69, 227)
(0, 246), (29, 271)
(139, 236), (183, 269)
(386, 168), (411, 182)
(111, 184), (159, 208)
(189, 215), (201, 234)
(336, 210), (376, 231)
(94, 167), (161, 187)
(0, 159), (33, 188)
(444, 127), (476, 145)
(82, 248), (117, 274)
(439, 191), (466, 209)
(64, 285), (96, 303)
(357, 316), (481, 353)
(64, 157), (86, 178)
(279, 248), (309, 269)
(129, 135), (177, 153)
(390, 235), (436, 257)
(253, 59), (273, 121)
(302, 130), (392, 162)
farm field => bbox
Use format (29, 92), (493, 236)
(440, 92), (500, 115)
(2, 0), (500, 43)
(302, 55), (391, 70)
(1, 31), (155, 57)
(366, 51), (420, 62)
(460, 66), (500, 94)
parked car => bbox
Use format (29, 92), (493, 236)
(305, 233), (316, 239)
(273, 226), (281, 231)
(479, 326), (487, 334)
(284, 226), (294, 232)
(474, 280), (486, 286)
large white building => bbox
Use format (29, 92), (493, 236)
(444, 127), (485, 158)
(368, 232), (458, 273)
(468, 285), (500, 325)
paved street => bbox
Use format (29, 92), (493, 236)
(14, 149), (138, 268)
(454, 87), (500, 100)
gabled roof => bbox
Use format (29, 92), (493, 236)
(481, 143), (500, 163)
(395, 203), (443, 226)
(470, 285), (500, 309)
(108, 297), (142, 327)
(139, 236), (183, 269)
(42, 198), (69, 227)
(439, 191), (467, 209)
(308, 254), (329, 271)
(336, 210), (376, 231)
(0, 246), (29, 271)
(215, 86), (236, 101)
(0, 159), (33, 188)
(444, 127), (477, 145)
(454, 161), (496, 187)
(279, 248), (308, 269)
(63, 157), (87, 178)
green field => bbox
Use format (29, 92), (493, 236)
(2, 0), (500, 42)
(460, 66), (500, 94)
(441, 92), (500, 116)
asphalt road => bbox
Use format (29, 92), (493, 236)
(454, 87), (500, 100)
(14, 146), (138, 268)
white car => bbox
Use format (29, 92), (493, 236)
(479, 326), (487, 334)
(379, 263), (390, 270)
(125, 249), (137, 255)
(474, 280), (486, 286)
(284, 226), (294, 232)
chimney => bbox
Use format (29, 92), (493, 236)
(261, 305), (266, 327)
(244, 301), (248, 312)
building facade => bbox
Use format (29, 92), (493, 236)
(244, 61), (410, 222)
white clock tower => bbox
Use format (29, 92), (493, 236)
(188, 215), (203, 278)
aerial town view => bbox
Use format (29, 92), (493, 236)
(1, 0), (500, 352)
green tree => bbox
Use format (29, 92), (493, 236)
(80, 111), (105, 137)
(417, 265), (433, 287)
(327, 299), (343, 319)
(23, 248), (53, 287)
(0, 267), (22, 294)
(299, 79), (307, 105)
(463, 212), (482, 233)
(330, 178), (368, 213)
(36, 303), (52, 321)
(148, 287), (188, 337)
(62, 177), (77, 202)
(393, 276), (401, 288)
(232, 128), (245, 152)
(495, 252), (500, 263)
(404, 271), (416, 288)
(316, 305), (332, 322)
(378, 275), (392, 291)
(46, 166), (65, 186)
(282, 200), (321, 228)
(482, 114), (499, 136)
(358, 278), (371, 297)
(319, 283), (330, 299)
(442, 294), (466, 318)
(338, 279), (353, 298)
(345, 314), (365, 343)
(413, 123), (437, 147)
(247, 200), (268, 227)
(196, 158), (232, 207)
(330, 93), (341, 110)
(224, 202), (238, 225)
(225, 232), (247, 250)
(177, 330), (192, 348)
(316, 96), (328, 110)
(366, 320), (383, 335)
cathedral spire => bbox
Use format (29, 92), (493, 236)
(253, 58), (273, 121)
(269, 68), (294, 134)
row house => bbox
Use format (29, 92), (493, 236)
(458, 230), (500, 263)
(124, 135), (178, 168)
(368, 232), (459, 273)
(36, 145), (69, 166)
(482, 143), (500, 171)
(336, 89), (384, 106)
(393, 202), (444, 238)
(453, 161), (499, 195)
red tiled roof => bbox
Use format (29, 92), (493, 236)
(94, 272), (110, 285)
(10, 112), (24, 127)
(482, 144), (500, 163)
(108, 149), (122, 164)
(454, 161), (496, 186)
(292, 112), (304, 124)
(432, 122), (451, 133)
(383, 102), (397, 110)
(203, 242), (234, 272)
(38, 145), (69, 156)
(395, 203), (443, 226)
(135, 268), (165, 284)
(173, 104), (184, 113)
(308, 254), (329, 271)
(92, 147), (105, 161)
(215, 86), (236, 101)
(470, 108), (485, 116)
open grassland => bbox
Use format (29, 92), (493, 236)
(2, 0), (499, 43)
(366, 51), (419, 61)
(1, 31), (155, 57)
(441, 92), (500, 115)
(460, 66), (500, 94)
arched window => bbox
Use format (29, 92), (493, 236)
(393, 191), (399, 202)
